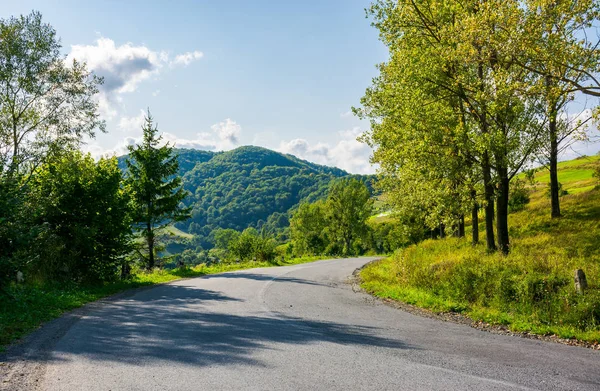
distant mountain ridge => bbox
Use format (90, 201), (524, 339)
(119, 145), (373, 248)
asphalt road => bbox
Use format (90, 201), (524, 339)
(4, 257), (600, 390)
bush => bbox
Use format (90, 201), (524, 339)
(524, 168), (537, 185)
(27, 152), (132, 283)
(508, 179), (530, 212)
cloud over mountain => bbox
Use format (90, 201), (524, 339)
(278, 128), (375, 174)
(67, 37), (203, 118)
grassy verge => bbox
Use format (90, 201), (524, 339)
(361, 157), (600, 343)
(0, 255), (325, 350)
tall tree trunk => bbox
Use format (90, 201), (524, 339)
(471, 189), (479, 245)
(478, 59), (495, 251)
(549, 103), (561, 218)
(439, 222), (446, 238)
(496, 167), (510, 255)
(482, 154), (496, 251)
(458, 215), (465, 238)
(147, 222), (155, 269)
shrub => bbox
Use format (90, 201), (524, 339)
(524, 168), (537, 185)
(593, 164), (600, 188)
(508, 179), (530, 212)
(28, 152), (132, 283)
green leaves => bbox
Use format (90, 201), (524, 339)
(358, 0), (599, 252)
(290, 178), (373, 257)
(125, 112), (191, 269)
(0, 11), (104, 181)
(28, 150), (132, 283)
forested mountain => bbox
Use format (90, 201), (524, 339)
(120, 145), (373, 248)
(118, 148), (214, 176)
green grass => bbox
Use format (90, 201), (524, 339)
(362, 156), (600, 342)
(162, 225), (195, 239)
(0, 255), (325, 350)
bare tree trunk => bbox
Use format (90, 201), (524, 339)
(147, 222), (155, 270)
(482, 155), (496, 251)
(496, 167), (510, 255)
(471, 190), (479, 245)
(477, 59), (496, 252)
(549, 104), (561, 218)
(458, 215), (465, 238)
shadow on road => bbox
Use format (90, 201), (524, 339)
(199, 272), (328, 287)
(13, 283), (413, 368)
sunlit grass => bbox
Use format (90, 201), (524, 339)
(362, 156), (600, 342)
(162, 225), (195, 239)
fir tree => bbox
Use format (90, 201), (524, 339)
(126, 111), (191, 269)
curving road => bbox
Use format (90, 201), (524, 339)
(4, 257), (600, 390)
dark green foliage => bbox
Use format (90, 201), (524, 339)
(290, 201), (329, 255)
(126, 112), (191, 269)
(212, 227), (277, 263)
(261, 212), (290, 241)
(170, 248), (210, 268)
(0, 10), (105, 289)
(28, 151), (132, 283)
(119, 146), (374, 249)
(326, 178), (373, 255)
(118, 148), (214, 176)
(508, 179), (530, 213)
(0, 180), (32, 291)
(291, 178), (374, 256)
(367, 221), (407, 254)
(214, 228), (240, 250)
(175, 146), (355, 247)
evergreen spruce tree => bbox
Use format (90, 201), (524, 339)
(126, 111), (191, 269)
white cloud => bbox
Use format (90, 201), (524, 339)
(340, 110), (353, 118)
(67, 37), (203, 119)
(211, 118), (241, 149)
(152, 89), (161, 97)
(68, 37), (164, 95)
(161, 132), (219, 151)
(82, 136), (137, 159)
(85, 118), (242, 158)
(118, 110), (146, 132)
(278, 128), (375, 174)
(170, 51), (203, 67)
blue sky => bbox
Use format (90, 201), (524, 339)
(1, 0), (388, 174)
(2, 1), (598, 173)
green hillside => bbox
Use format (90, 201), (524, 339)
(118, 148), (215, 176)
(180, 146), (361, 247)
(120, 145), (373, 248)
(361, 154), (600, 342)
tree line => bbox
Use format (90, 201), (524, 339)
(0, 12), (189, 290)
(357, 0), (600, 254)
(0, 11), (395, 295)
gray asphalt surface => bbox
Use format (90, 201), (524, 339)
(8, 257), (600, 390)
